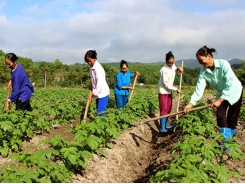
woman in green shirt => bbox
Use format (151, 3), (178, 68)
(184, 46), (243, 143)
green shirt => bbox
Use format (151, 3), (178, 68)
(190, 59), (242, 105)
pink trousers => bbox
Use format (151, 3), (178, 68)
(158, 93), (172, 116)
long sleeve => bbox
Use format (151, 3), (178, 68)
(115, 73), (123, 90)
(9, 73), (22, 102)
(90, 61), (110, 98)
(158, 65), (177, 94)
(161, 69), (178, 91)
(9, 64), (34, 102)
(190, 73), (207, 105)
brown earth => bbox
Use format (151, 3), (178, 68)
(0, 94), (245, 183)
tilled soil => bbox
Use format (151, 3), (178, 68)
(0, 95), (245, 183)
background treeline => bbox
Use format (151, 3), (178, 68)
(1, 50), (245, 88)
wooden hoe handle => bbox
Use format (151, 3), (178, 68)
(142, 104), (211, 124)
(129, 75), (138, 101)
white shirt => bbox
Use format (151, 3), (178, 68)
(89, 60), (110, 99)
(158, 64), (178, 94)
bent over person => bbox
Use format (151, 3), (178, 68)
(4, 53), (34, 111)
(184, 46), (243, 144)
(84, 50), (110, 116)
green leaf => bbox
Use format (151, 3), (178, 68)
(68, 154), (77, 164)
(86, 136), (100, 150)
(0, 146), (9, 157)
(106, 142), (114, 149)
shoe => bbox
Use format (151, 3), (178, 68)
(220, 127), (231, 151)
(231, 128), (236, 136)
(165, 118), (173, 129)
(159, 118), (168, 132)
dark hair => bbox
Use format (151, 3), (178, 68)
(120, 60), (128, 68)
(84, 50), (97, 62)
(5, 53), (18, 62)
(165, 51), (174, 62)
(196, 46), (216, 58)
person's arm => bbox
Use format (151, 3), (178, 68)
(7, 80), (12, 89)
(133, 71), (140, 77)
(184, 75), (206, 114)
(91, 66), (107, 97)
(116, 73), (133, 90)
(161, 68), (178, 91)
(176, 66), (184, 74)
(189, 74), (206, 106)
(9, 75), (22, 102)
(211, 98), (224, 108)
(87, 89), (93, 103)
(5, 80), (12, 109)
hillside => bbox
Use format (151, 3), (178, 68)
(104, 58), (243, 68)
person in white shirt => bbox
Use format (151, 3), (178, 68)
(84, 50), (110, 116)
(158, 51), (184, 132)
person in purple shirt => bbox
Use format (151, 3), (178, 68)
(114, 60), (139, 109)
(4, 53), (34, 111)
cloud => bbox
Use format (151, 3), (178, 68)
(0, 1), (6, 10)
(0, 0), (245, 64)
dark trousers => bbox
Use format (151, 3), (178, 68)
(216, 89), (243, 129)
(15, 99), (33, 111)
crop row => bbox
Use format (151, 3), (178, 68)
(0, 89), (86, 157)
(150, 95), (245, 183)
(0, 88), (159, 182)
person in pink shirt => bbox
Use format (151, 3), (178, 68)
(84, 50), (110, 116)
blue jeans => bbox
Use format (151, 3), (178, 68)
(96, 95), (109, 116)
(115, 94), (129, 109)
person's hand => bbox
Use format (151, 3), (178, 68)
(177, 89), (181, 94)
(4, 101), (10, 110)
(177, 67), (184, 74)
(129, 87), (134, 90)
(87, 91), (93, 103)
(211, 98), (223, 108)
(184, 103), (193, 114)
(134, 71), (140, 77)
(7, 80), (12, 89)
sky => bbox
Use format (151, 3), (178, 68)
(0, 0), (245, 64)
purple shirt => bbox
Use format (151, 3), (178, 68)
(9, 64), (34, 102)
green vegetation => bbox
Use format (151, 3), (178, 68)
(0, 88), (159, 182)
(1, 49), (244, 88)
(0, 49), (245, 182)
(150, 94), (245, 183)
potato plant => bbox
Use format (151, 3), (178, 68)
(150, 100), (245, 183)
(0, 88), (159, 182)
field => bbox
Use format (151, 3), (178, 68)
(0, 87), (245, 182)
